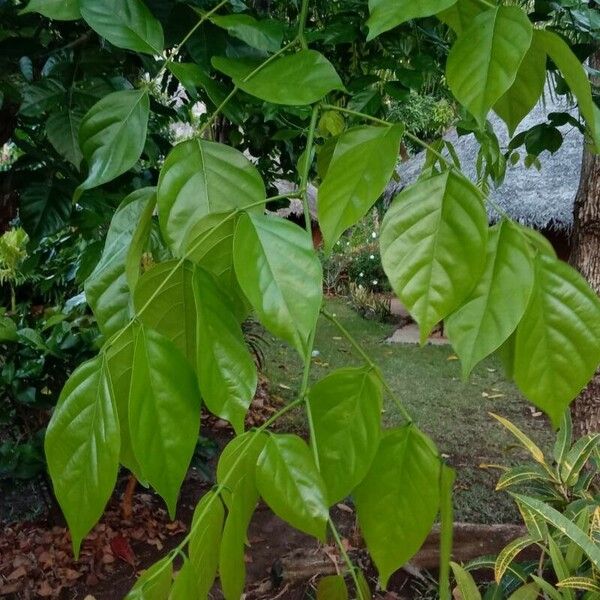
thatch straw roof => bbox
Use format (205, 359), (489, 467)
(386, 94), (583, 231)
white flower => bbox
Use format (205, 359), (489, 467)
(346, 242), (350, 246)
(359, 272), (364, 277)
(371, 232), (377, 238)
(369, 254), (375, 260)
(372, 280), (378, 285)
(192, 102), (207, 117)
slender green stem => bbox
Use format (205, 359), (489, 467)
(197, 41), (297, 137)
(198, 86), (239, 136)
(321, 308), (413, 424)
(152, 0), (229, 84)
(178, 0), (230, 49)
(328, 519), (367, 600)
(321, 104), (390, 128)
(404, 130), (450, 166)
(265, 189), (305, 203)
(297, 0), (311, 48)
(299, 105), (320, 233)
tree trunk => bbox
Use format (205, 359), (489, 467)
(569, 52), (600, 436)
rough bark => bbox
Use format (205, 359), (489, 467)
(569, 52), (600, 436)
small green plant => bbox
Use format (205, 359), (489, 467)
(348, 282), (392, 322)
(451, 412), (600, 599)
(0, 306), (99, 482)
(0, 228), (29, 312)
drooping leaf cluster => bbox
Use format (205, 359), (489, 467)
(6, 0), (600, 597)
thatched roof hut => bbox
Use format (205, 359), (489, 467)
(386, 94), (583, 233)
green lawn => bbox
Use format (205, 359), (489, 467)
(261, 297), (552, 524)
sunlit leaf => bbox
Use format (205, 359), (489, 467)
(513, 255), (600, 427)
(354, 426), (441, 587)
(76, 89), (149, 197)
(212, 50), (344, 106)
(446, 6), (533, 125)
(157, 139), (265, 254)
(308, 366), (382, 504)
(194, 267), (257, 434)
(318, 125), (403, 252)
(80, 0), (164, 55)
(45, 355), (120, 557)
(233, 213), (322, 355)
(86, 188), (155, 338)
(494, 32), (546, 136)
(129, 325), (201, 517)
(133, 260), (196, 365)
(256, 434), (328, 540)
(380, 171), (487, 343)
(446, 221), (534, 377)
(367, 0), (457, 40)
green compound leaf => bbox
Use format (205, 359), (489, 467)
(76, 89), (149, 198)
(193, 267), (257, 434)
(186, 491), (225, 599)
(367, 0), (457, 40)
(46, 107), (84, 167)
(233, 213), (322, 355)
(438, 0), (485, 35)
(80, 0), (164, 55)
(513, 255), (600, 427)
(308, 366), (382, 505)
(446, 6), (533, 126)
(494, 31), (547, 136)
(354, 426), (441, 588)
(182, 212), (249, 321)
(217, 431), (267, 509)
(318, 125), (403, 252)
(157, 139), (265, 254)
(125, 555), (173, 599)
(210, 14), (283, 53)
(256, 434), (328, 540)
(380, 171), (488, 343)
(212, 49), (344, 106)
(317, 575), (349, 600)
(45, 355), (120, 558)
(219, 475), (257, 600)
(85, 188), (155, 338)
(129, 325), (201, 518)
(105, 323), (143, 480)
(133, 260), (197, 366)
(446, 221), (534, 378)
(538, 29), (600, 151)
(20, 0), (80, 20)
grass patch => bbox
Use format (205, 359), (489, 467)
(261, 297), (552, 524)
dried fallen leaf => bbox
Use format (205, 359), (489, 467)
(110, 536), (135, 566)
(7, 566), (26, 581)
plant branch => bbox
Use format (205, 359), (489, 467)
(321, 308), (413, 424)
(299, 105), (320, 233)
(328, 519), (367, 599)
(105, 197), (268, 353)
(266, 189), (305, 203)
(297, 0), (311, 48)
(198, 40), (297, 137)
